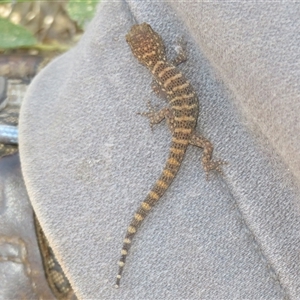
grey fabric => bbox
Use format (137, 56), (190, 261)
(0, 154), (55, 299)
(19, 1), (300, 299)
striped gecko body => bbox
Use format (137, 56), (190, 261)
(116, 23), (224, 287)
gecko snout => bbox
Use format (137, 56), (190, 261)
(126, 23), (166, 67)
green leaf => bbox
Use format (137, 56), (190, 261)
(0, 17), (37, 49)
(67, 0), (100, 28)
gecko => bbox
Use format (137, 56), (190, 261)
(116, 23), (225, 288)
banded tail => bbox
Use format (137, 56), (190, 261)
(115, 139), (190, 288)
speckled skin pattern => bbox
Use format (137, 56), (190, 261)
(116, 23), (224, 287)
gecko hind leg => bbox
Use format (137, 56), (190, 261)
(190, 134), (226, 179)
(138, 102), (176, 132)
(137, 101), (169, 131)
(152, 80), (168, 100)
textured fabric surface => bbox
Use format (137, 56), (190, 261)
(19, 1), (300, 299)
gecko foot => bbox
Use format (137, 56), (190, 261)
(203, 160), (227, 180)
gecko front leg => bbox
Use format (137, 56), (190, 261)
(171, 38), (187, 66)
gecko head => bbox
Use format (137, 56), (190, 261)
(126, 23), (166, 68)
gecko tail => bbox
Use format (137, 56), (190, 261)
(115, 141), (189, 287)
